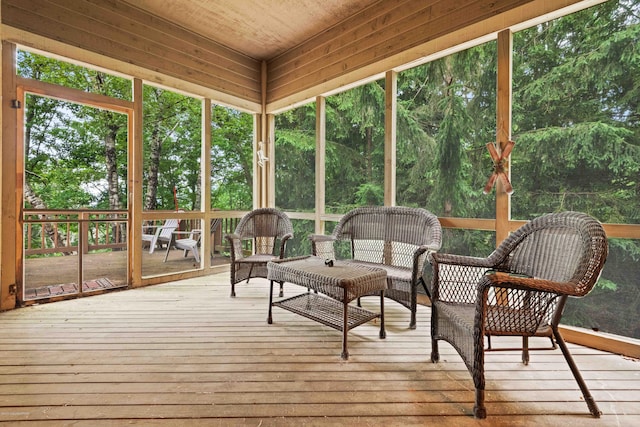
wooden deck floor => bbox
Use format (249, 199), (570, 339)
(0, 273), (638, 426)
(22, 249), (230, 292)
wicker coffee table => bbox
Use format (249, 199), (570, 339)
(267, 256), (387, 359)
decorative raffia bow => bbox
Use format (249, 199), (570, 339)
(483, 140), (515, 195)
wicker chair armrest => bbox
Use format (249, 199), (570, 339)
(417, 243), (441, 253)
(308, 234), (336, 243)
(430, 252), (493, 268)
(475, 272), (575, 335)
(480, 271), (577, 296)
(411, 245), (438, 284)
(224, 233), (240, 242)
(277, 233), (294, 258)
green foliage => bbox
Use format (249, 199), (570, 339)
(355, 182), (384, 206)
(18, 51), (131, 99)
(284, 220), (314, 256)
(142, 86), (203, 211)
(595, 278), (618, 292)
(395, 43), (497, 218)
(324, 81), (386, 211)
(274, 110), (316, 211)
(211, 105), (253, 210)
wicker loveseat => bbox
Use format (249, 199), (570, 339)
(309, 206), (442, 329)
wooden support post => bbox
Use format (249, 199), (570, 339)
(495, 30), (513, 307)
(315, 96), (326, 235)
(253, 113), (261, 210)
(256, 60), (269, 209)
(495, 30), (513, 245)
(384, 70), (397, 207)
(1, 42), (18, 309)
(130, 78), (143, 287)
(266, 113), (276, 208)
(202, 98), (212, 269)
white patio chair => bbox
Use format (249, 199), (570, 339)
(141, 218), (179, 254)
(163, 229), (201, 263)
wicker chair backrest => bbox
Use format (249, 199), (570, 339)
(492, 211), (608, 297)
(333, 206), (442, 268)
(234, 208), (294, 255)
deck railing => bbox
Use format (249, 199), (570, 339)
(24, 209), (242, 257)
(23, 210), (128, 256)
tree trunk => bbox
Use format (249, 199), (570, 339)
(365, 126), (373, 182)
(103, 117), (126, 246)
(145, 126), (162, 211)
(194, 168), (202, 211)
(104, 121), (121, 210)
(93, 73), (126, 245)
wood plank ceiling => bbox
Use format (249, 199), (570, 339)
(122, 0), (382, 61)
(2, 0), (593, 111)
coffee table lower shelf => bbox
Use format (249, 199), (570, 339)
(272, 292), (381, 332)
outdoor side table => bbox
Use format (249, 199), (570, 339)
(267, 256), (387, 360)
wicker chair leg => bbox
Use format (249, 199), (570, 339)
(245, 263), (254, 283)
(420, 277), (430, 294)
(522, 336), (530, 365)
(267, 280), (274, 324)
(554, 328), (602, 418)
(409, 288), (417, 329)
(430, 339), (439, 363)
(230, 268), (236, 297)
(474, 388), (487, 419)
(278, 281), (284, 298)
(379, 290), (386, 339)
(473, 331), (487, 419)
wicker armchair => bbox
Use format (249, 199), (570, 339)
(422, 211), (608, 418)
(225, 208), (294, 297)
(310, 206), (442, 329)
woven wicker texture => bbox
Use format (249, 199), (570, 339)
(267, 256), (387, 303)
(423, 211), (608, 419)
(272, 292), (381, 331)
(309, 206), (441, 328)
(225, 208), (294, 297)
(267, 256), (387, 359)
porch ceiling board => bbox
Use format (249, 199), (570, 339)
(265, 0), (593, 111)
(1, 0), (262, 105)
(1, 0), (596, 113)
(121, 0), (382, 61)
